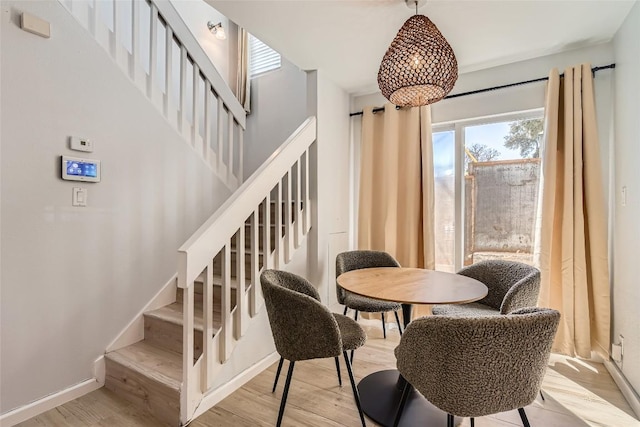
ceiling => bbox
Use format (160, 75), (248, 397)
(208, 0), (635, 95)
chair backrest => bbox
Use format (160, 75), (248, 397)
(457, 260), (540, 313)
(395, 307), (560, 417)
(260, 270), (342, 361)
(335, 250), (400, 304)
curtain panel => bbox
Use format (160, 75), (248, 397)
(358, 104), (435, 271)
(236, 27), (251, 113)
(536, 64), (610, 359)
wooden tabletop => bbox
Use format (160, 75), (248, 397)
(337, 267), (488, 305)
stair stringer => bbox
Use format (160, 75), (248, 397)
(105, 275), (178, 354)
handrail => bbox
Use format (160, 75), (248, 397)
(178, 116), (316, 286)
(153, 0), (245, 128)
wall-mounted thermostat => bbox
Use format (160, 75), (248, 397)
(61, 156), (101, 182)
(69, 136), (93, 152)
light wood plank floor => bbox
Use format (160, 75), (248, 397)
(17, 320), (639, 427)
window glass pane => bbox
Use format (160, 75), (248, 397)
(433, 130), (455, 272)
(249, 34), (281, 77)
(463, 118), (543, 266)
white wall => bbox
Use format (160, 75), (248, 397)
(242, 58), (308, 179)
(613, 0), (640, 396)
(0, 0), (230, 413)
(306, 71), (352, 308)
(170, 0), (237, 93)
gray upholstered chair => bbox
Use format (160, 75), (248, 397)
(261, 269), (367, 427)
(432, 260), (541, 316)
(336, 251), (404, 345)
(393, 307), (560, 427)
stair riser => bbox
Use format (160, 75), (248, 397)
(176, 282), (239, 303)
(256, 200), (299, 224)
(212, 251), (264, 278)
(105, 358), (180, 427)
(144, 315), (203, 359)
(235, 223), (281, 251)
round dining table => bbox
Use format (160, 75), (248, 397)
(337, 267), (488, 427)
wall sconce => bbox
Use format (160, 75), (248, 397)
(207, 21), (226, 40)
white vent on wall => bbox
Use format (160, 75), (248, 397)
(249, 34), (281, 78)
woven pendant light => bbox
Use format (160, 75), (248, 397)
(378, 4), (458, 107)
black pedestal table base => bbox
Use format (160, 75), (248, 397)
(358, 370), (459, 427)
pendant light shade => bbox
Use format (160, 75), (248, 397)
(378, 14), (458, 107)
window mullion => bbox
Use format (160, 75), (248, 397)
(454, 122), (465, 272)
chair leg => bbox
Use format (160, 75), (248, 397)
(539, 390), (545, 401)
(343, 351), (366, 427)
(447, 414), (454, 427)
(394, 311), (403, 336)
(350, 310), (359, 364)
(517, 408), (531, 427)
(272, 356), (284, 393)
(334, 356), (342, 387)
(381, 312), (387, 339)
(392, 381), (412, 427)
(276, 361), (295, 427)
(343, 306), (348, 316)
(471, 417), (475, 427)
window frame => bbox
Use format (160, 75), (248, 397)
(432, 108), (544, 272)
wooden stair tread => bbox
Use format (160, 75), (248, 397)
(106, 341), (182, 391)
(145, 302), (222, 333)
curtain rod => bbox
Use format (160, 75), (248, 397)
(349, 63), (615, 117)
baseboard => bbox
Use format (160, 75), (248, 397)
(106, 274), (177, 352)
(604, 360), (640, 419)
(93, 355), (106, 386)
(190, 351), (280, 421)
(0, 378), (101, 427)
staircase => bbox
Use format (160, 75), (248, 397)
(102, 192), (307, 425)
(100, 117), (315, 425)
(58, 1), (317, 425)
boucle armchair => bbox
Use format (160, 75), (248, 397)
(336, 251), (404, 344)
(393, 307), (560, 427)
(432, 260), (541, 316)
(261, 269), (367, 427)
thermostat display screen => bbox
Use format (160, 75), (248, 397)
(61, 156), (101, 182)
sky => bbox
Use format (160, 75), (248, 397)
(432, 121), (528, 177)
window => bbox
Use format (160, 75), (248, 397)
(432, 111), (544, 272)
(249, 34), (281, 77)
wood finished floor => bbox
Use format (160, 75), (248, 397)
(17, 320), (639, 427)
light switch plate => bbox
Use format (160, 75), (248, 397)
(72, 187), (87, 207)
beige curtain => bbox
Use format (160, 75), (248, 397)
(358, 104), (435, 270)
(536, 64), (610, 359)
(236, 27), (251, 113)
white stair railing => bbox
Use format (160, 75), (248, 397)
(60, 0), (245, 190)
(177, 117), (316, 423)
